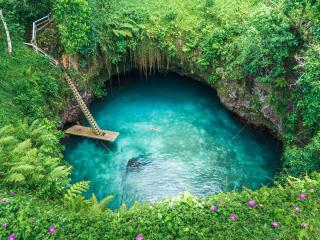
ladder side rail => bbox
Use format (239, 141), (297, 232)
(64, 74), (104, 136)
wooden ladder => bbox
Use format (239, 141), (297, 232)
(64, 73), (103, 136)
(25, 14), (119, 142)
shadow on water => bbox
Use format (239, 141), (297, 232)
(62, 72), (282, 209)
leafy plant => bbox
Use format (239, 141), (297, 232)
(163, 11), (178, 22)
(282, 133), (320, 177)
(64, 181), (90, 211)
(1, 173), (320, 239)
(64, 181), (114, 212)
(54, 0), (92, 55)
(0, 121), (70, 196)
(89, 194), (114, 213)
(275, 77), (287, 88)
(295, 44), (320, 135)
(92, 85), (107, 99)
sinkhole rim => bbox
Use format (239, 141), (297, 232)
(62, 70), (283, 209)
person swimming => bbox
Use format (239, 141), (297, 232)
(149, 127), (161, 132)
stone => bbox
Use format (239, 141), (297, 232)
(58, 91), (94, 129)
(126, 154), (151, 170)
(253, 82), (268, 104)
(229, 91), (237, 99)
(261, 106), (282, 130)
(127, 159), (144, 168)
(244, 100), (251, 108)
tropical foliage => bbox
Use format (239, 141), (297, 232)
(0, 173), (320, 239)
(0, 43), (66, 126)
(0, 121), (70, 196)
(0, 0), (319, 238)
(54, 0), (93, 55)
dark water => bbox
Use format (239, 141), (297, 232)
(63, 72), (281, 209)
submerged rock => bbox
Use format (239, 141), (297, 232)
(127, 159), (144, 168)
(126, 155), (151, 170)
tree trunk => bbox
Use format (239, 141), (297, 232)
(0, 9), (12, 55)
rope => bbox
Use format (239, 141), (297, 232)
(100, 142), (111, 152)
(231, 122), (249, 141)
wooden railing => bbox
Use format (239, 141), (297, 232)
(25, 14), (105, 137)
(25, 14), (59, 67)
(24, 42), (59, 66)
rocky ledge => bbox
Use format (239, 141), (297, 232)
(172, 65), (282, 138)
(58, 90), (94, 130)
(59, 66), (282, 140)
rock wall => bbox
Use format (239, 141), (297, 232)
(60, 63), (282, 139)
(171, 64), (282, 138)
(58, 90), (94, 129)
(217, 82), (282, 138)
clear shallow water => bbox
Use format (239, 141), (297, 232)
(63, 72), (281, 209)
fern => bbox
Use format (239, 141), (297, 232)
(5, 173), (25, 183)
(10, 164), (35, 172)
(12, 140), (33, 155)
(64, 182), (114, 212)
(66, 181), (90, 195)
(0, 125), (13, 135)
(90, 194), (114, 213)
(0, 136), (15, 145)
(48, 166), (72, 182)
(29, 119), (40, 130)
(64, 181), (90, 211)
(0, 121), (70, 196)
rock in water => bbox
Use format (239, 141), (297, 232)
(126, 154), (151, 170)
(127, 158), (144, 168)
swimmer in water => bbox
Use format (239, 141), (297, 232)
(150, 127), (161, 132)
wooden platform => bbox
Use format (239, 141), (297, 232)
(65, 125), (119, 142)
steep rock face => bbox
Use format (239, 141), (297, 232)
(171, 64), (282, 137)
(253, 82), (282, 131)
(215, 79), (282, 136)
(58, 91), (94, 129)
(59, 62), (282, 139)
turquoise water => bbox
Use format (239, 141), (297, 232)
(63, 72), (281, 209)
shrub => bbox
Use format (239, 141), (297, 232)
(0, 173), (319, 239)
(0, 121), (70, 197)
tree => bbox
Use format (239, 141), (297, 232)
(0, 9), (12, 55)
(54, 0), (93, 55)
(0, 0), (54, 25)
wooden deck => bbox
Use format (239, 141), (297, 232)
(65, 125), (120, 142)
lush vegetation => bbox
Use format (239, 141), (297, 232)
(1, 174), (320, 239)
(0, 121), (69, 196)
(0, 0), (319, 238)
(0, 44), (66, 126)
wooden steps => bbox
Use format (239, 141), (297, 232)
(26, 14), (121, 143)
(65, 125), (120, 142)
